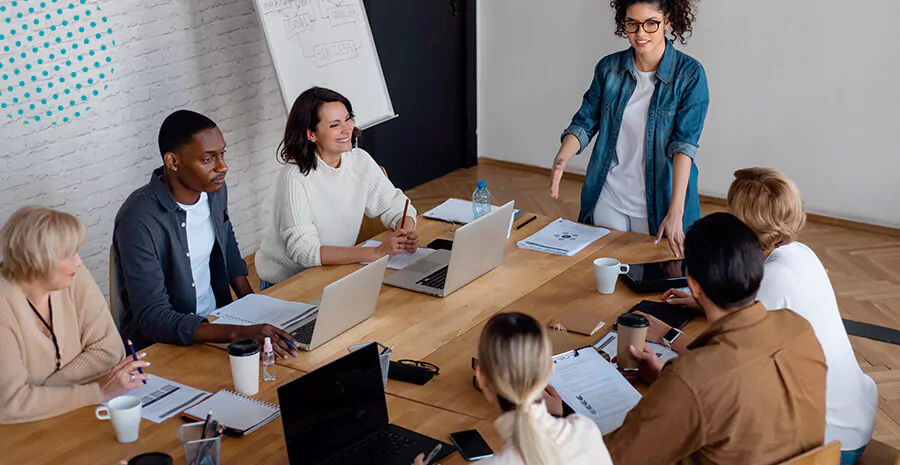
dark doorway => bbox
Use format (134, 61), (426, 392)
(360, 0), (476, 190)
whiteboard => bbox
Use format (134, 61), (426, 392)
(253, 0), (396, 129)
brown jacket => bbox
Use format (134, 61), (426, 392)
(604, 303), (827, 465)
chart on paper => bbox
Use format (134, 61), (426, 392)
(254, 0), (395, 128)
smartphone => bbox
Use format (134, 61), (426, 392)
(428, 238), (454, 251)
(450, 430), (494, 461)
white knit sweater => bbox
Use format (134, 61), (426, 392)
(255, 148), (417, 284)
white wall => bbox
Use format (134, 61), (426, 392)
(0, 0), (287, 295)
(478, 0), (900, 228)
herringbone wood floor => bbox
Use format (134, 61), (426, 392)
(405, 161), (900, 464)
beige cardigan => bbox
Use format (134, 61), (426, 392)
(0, 267), (125, 423)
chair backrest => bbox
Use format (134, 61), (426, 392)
(355, 166), (391, 244)
(779, 442), (841, 465)
(108, 246), (123, 330)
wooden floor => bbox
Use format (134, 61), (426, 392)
(405, 161), (900, 463)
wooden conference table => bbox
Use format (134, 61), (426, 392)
(0, 213), (707, 465)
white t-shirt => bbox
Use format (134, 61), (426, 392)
(758, 242), (877, 451)
(599, 65), (655, 219)
(177, 192), (217, 317)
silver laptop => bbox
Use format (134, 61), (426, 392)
(383, 201), (515, 297)
(287, 255), (388, 351)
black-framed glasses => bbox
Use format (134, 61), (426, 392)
(624, 19), (661, 34)
(397, 359), (440, 375)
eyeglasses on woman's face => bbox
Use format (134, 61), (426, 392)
(624, 19), (662, 34)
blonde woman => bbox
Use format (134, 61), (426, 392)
(0, 207), (150, 423)
(413, 312), (612, 465)
(661, 168), (876, 465)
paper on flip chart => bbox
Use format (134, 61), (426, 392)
(121, 375), (210, 423)
(593, 330), (680, 364)
(210, 294), (317, 329)
(550, 347), (642, 434)
(358, 240), (437, 270)
(517, 219), (610, 257)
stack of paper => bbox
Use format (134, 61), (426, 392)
(550, 347), (642, 433)
(358, 240), (436, 270)
(424, 198), (522, 224)
(210, 294), (317, 329)
(517, 218), (609, 256)
(593, 330), (679, 364)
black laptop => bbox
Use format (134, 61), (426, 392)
(278, 343), (456, 465)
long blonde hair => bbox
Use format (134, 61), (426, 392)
(478, 313), (564, 465)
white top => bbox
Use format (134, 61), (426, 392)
(757, 242), (877, 451)
(255, 148), (417, 284)
(485, 401), (613, 465)
(598, 65), (655, 219)
(176, 192), (217, 317)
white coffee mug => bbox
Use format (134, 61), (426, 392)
(593, 258), (630, 294)
(95, 395), (142, 443)
(228, 339), (261, 396)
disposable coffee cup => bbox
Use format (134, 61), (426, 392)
(95, 395), (142, 443)
(128, 452), (174, 465)
(228, 338), (261, 396)
(616, 313), (649, 371)
(594, 258), (630, 294)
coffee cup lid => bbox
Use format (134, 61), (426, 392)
(617, 313), (649, 328)
(228, 338), (261, 357)
(128, 452), (173, 465)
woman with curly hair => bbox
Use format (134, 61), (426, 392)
(550, 0), (707, 258)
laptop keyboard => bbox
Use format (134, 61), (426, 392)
(416, 266), (448, 290)
(290, 320), (316, 345)
(323, 429), (415, 465)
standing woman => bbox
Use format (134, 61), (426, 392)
(550, 0), (708, 257)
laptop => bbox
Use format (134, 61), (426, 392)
(279, 343), (456, 465)
(383, 201), (515, 297)
(288, 256), (388, 351)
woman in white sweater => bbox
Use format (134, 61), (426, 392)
(412, 312), (613, 465)
(662, 168), (877, 465)
(256, 87), (418, 288)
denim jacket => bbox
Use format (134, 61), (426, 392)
(562, 41), (709, 235)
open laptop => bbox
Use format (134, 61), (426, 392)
(279, 343), (456, 465)
(383, 201), (515, 297)
(288, 255), (388, 351)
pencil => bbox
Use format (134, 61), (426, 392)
(126, 339), (147, 385)
(400, 198), (410, 230)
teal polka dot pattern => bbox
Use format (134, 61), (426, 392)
(0, 0), (114, 125)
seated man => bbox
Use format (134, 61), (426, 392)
(603, 213), (827, 465)
(113, 110), (298, 356)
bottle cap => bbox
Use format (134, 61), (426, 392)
(476, 181), (487, 188)
(263, 337), (273, 353)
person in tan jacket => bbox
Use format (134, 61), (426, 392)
(0, 206), (150, 423)
(604, 212), (827, 465)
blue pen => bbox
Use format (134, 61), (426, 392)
(281, 336), (297, 350)
(126, 339), (147, 385)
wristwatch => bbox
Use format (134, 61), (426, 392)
(663, 327), (683, 349)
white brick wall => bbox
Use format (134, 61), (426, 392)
(0, 0), (288, 296)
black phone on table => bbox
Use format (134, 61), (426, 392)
(450, 429), (494, 461)
(428, 238), (454, 251)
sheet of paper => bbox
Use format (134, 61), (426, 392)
(593, 331), (679, 364)
(550, 347), (642, 434)
(358, 240), (437, 270)
(123, 374), (210, 424)
(210, 294), (317, 329)
(517, 219), (610, 257)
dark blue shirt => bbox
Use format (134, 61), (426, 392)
(113, 166), (248, 349)
(562, 41), (710, 235)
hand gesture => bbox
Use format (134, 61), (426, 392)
(629, 344), (664, 384)
(550, 156), (567, 199)
(661, 288), (700, 309)
(100, 353), (150, 402)
(241, 324), (299, 359)
(655, 212), (685, 258)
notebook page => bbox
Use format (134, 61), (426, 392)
(184, 390), (280, 432)
(210, 294), (317, 329)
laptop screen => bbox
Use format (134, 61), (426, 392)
(278, 343), (389, 464)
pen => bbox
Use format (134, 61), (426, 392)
(381, 344), (395, 356)
(281, 336), (297, 350)
(515, 215), (538, 230)
(400, 198), (410, 231)
(200, 409), (213, 440)
(424, 443), (442, 464)
(126, 339), (147, 385)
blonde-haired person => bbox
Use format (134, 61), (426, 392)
(0, 206), (150, 423)
(659, 168), (876, 465)
(413, 312), (612, 465)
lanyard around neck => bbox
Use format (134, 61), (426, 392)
(26, 297), (61, 371)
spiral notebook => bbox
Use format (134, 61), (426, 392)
(210, 294), (317, 330)
(183, 390), (281, 436)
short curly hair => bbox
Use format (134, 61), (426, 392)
(610, 0), (699, 45)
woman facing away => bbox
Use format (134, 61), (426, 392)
(551, 0), (708, 258)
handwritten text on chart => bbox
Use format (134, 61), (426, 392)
(260, 0), (296, 14)
(328, 5), (358, 27)
(284, 13), (314, 39)
(313, 40), (359, 67)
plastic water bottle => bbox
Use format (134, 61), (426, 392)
(472, 181), (491, 220)
(262, 337), (276, 381)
